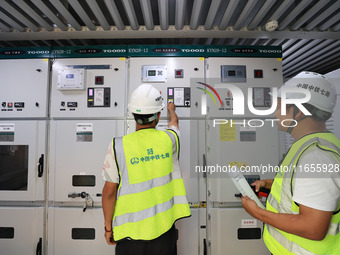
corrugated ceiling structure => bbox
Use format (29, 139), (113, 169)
(0, 0), (339, 77)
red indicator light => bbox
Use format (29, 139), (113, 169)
(95, 76), (104, 85)
(254, 69), (263, 78)
(175, 69), (184, 78)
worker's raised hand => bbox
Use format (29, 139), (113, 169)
(167, 102), (176, 112)
(167, 102), (179, 129)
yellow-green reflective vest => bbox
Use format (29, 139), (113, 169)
(264, 132), (340, 255)
(112, 128), (191, 241)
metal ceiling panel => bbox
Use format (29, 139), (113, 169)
(282, 39), (310, 59)
(41, 40), (51, 46)
(66, 39), (76, 46)
(334, 22), (340, 31)
(2, 41), (15, 47)
(0, 0), (339, 77)
(104, 0), (125, 30)
(248, 0), (276, 30)
(50, 0), (81, 31)
(290, 0), (331, 31)
(317, 56), (340, 74)
(282, 39), (298, 51)
(284, 40), (340, 76)
(85, 0), (110, 30)
(283, 39), (336, 71)
(122, 0), (139, 30)
(0, 10), (25, 32)
(29, 40), (40, 46)
(0, 1), (39, 31)
(287, 47), (340, 77)
(159, 0), (169, 30)
(12, 0), (53, 31)
(304, 1), (340, 30)
(283, 39), (323, 64)
(218, 0), (238, 30)
(175, 0), (186, 30)
(140, 0), (154, 30)
(270, 0), (295, 21)
(31, 0), (67, 31)
(319, 12), (340, 31)
(0, 21), (10, 32)
(204, 0), (221, 30)
(68, 0), (96, 30)
(277, 0), (311, 30)
(190, 0), (204, 30)
(234, 0), (258, 30)
(271, 39), (287, 46)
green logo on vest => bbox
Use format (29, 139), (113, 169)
(130, 148), (170, 166)
(130, 157), (140, 165)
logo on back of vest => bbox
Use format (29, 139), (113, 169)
(130, 157), (140, 165)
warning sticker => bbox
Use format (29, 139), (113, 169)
(241, 219), (258, 228)
(0, 123), (15, 132)
(219, 122), (236, 141)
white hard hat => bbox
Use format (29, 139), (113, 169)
(128, 84), (165, 114)
(278, 71), (337, 113)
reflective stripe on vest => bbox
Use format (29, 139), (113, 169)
(114, 195), (188, 226)
(264, 133), (340, 255)
(112, 128), (191, 241)
(264, 224), (315, 255)
(114, 130), (182, 197)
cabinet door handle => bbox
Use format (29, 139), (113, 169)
(38, 154), (44, 177)
(36, 237), (42, 255)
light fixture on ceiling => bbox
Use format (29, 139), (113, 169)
(265, 20), (278, 31)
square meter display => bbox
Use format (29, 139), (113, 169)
(221, 65), (246, 83)
(142, 65), (167, 82)
(57, 69), (86, 90)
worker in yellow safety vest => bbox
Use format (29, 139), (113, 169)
(102, 84), (191, 255)
(242, 71), (340, 254)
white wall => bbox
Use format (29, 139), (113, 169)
(326, 69), (340, 139)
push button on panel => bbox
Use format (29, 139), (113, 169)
(67, 102), (78, 107)
(14, 102), (24, 108)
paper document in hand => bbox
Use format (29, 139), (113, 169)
(228, 166), (265, 209)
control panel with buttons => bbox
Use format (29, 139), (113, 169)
(167, 87), (191, 107)
(87, 88), (111, 108)
(1, 102), (27, 112)
(51, 59), (125, 118)
(252, 87), (272, 107)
